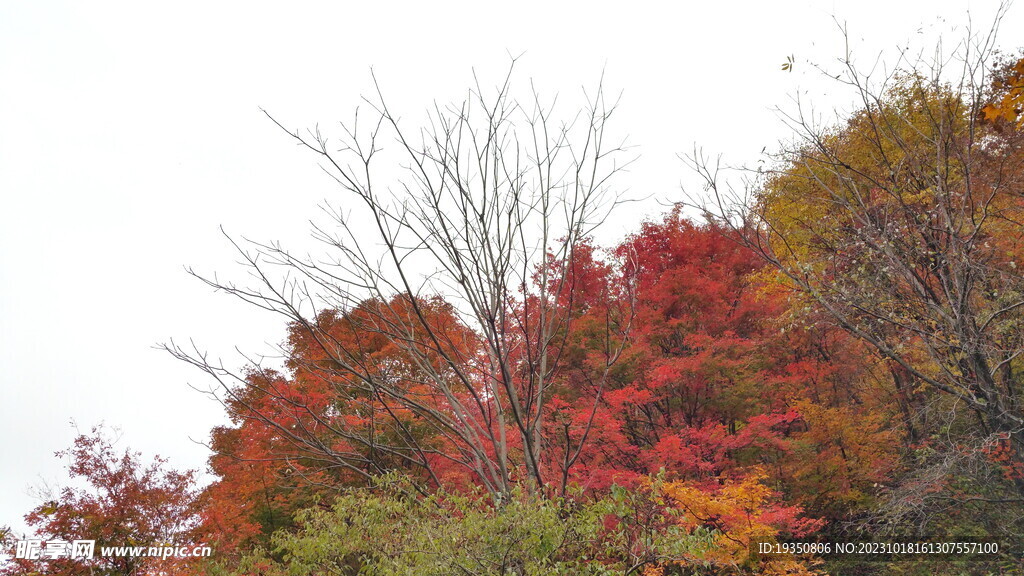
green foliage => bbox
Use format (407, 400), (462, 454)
(213, 475), (720, 576)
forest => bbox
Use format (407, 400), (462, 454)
(5, 18), (1024, 576)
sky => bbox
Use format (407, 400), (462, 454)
(1, 0), (1020, 539)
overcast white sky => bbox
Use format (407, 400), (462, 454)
(1, 0), (1019, 539)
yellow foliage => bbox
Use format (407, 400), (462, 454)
(983, 57), (1024, 127)
(655, 469), (824, 575)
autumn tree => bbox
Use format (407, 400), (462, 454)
(539, 212), (898, 522)
(197, 303), (480, 557)
(686, 13), (1024, 537)
(1, 426), (201, 576)
(167, 64), (635, 502)
(197, 369), (340, 557)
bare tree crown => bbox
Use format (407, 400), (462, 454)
(167, 64), (636, 500)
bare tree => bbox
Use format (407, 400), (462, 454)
(683, 11), (1024, 495)
(167, 64), (635, 501)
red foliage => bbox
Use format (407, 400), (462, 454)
(544, 210), (897, 520)
(197, 209), (899, 551)
(1, 426), (200, 576)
